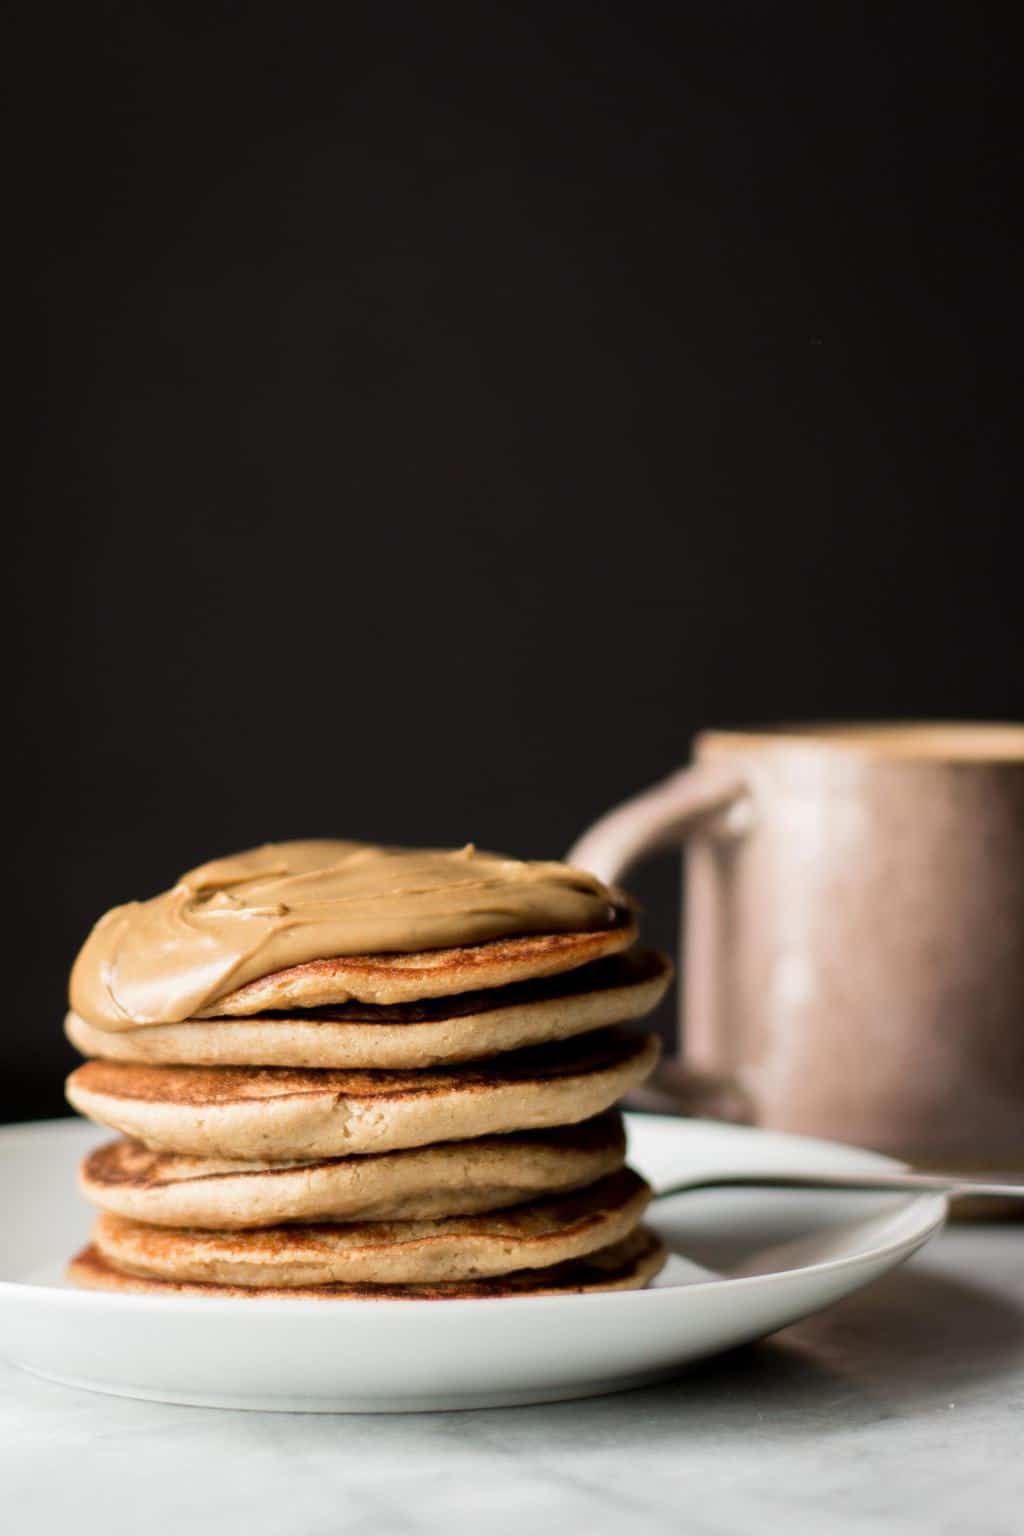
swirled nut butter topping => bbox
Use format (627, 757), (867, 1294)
(70, 841), (622, 1031)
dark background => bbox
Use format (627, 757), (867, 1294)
(9, 3), (1021, 1122)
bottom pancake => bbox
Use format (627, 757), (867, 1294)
(68, 1227), (666, 1299)
(89, 1169), (650, 1285)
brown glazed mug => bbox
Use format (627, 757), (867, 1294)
(569, 723), (1024, 1168)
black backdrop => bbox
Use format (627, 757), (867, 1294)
(10, 3), (1021, 1121)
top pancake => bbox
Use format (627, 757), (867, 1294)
(191, 916), (638, 1017)
(65, 949), (671, 1069)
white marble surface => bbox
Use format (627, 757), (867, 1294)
(3, 1223), (1021, 1536)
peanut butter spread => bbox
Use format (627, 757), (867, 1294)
(70, 841), (620, 1031)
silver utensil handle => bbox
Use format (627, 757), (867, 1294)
(654, 1169), (1024, 1200)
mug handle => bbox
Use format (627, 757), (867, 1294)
(567, 761), (749, 885)
(567, 761), (751, 1117)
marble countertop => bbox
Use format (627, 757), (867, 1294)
(4, 1221), (1021, 1536)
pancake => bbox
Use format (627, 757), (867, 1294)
(68, 1226), (667, 1298)
(66, 1028), (660, 1159)
(79, 1113), (627, 1228)
(65, 950), (672, 1069)
(190, 915), (639, 1016)
(70, 841), (630, 1030)
(89, 1168), (650, 1285)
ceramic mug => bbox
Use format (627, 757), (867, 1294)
(569, 723), (1024, 1167)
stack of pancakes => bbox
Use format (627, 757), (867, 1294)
(64, 841), (671, 1300)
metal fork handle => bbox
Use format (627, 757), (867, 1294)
(653, 1169), (1024, 1201)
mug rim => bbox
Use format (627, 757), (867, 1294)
(696, 720), (1024, 763)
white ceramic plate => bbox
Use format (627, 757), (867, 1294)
(0, 1115), (945, 1412)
